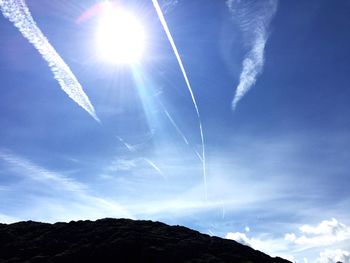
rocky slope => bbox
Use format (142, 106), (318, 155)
(0, 218), (291, 263)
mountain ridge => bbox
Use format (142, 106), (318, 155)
(0, 218), (291, 263)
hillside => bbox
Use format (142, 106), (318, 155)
(0, 218), (291, 263)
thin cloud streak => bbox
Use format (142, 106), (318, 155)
(117, 136), (137, 152)
(163, 109), (189, 146)
(0, 0), (99, 121)
(143, 158), (165, 178)
(159, 99), (202, 161)
(114, 138), (165, 177)
(227, 0), (278, 110)
(0, 150), (131, 220)
(0, 151), (85, 193)
(160, 0), (178, 14)
(0, 213), (20, 224)
(152, 0), (207, 198)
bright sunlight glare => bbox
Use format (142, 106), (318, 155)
(96, 3), (145, 65)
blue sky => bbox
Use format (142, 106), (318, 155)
(1, 0), (350, 262)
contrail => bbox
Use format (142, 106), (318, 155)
(231, 34), (266, 110)
(143, 158), (165, 178)
(163, 109), (189, 145)
(163, 108), (203, 162)
(117, 136), (137, 152)
(227, 0), (278, 110)
(0, 0), (99, 121)
(152, 0), (207, 198)
(116, 137), (165, 178)
(221, 200), (225, 219)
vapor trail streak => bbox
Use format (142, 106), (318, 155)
(117, 136), (136, 152)
(163, 108), (203, 162)
(0, 0), (99, 121)
(143, 158), (165, 178)
(163, 109), (189, 145)
(152, 0), (207, 198)
(231, 35), (265, 110)
(227, 0), (278, 110)
(116, 136), (165, 178)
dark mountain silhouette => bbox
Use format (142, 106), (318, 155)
(0, 218), (291, 263)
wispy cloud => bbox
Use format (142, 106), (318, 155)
(159, 0), (178, 14)
(152, 0), (206, 198)
(0, 0), (99, 121)
(0, 151), (86, 193)
(107, 158), (138, 172)
(227, 0), (278, 110)
(0, 213), (19, 224)
(0, 150), (131, 221)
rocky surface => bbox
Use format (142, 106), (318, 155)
(0, 218), (291, 263)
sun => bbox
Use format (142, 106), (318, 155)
(96, 3), (146, 65)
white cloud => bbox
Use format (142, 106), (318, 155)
(300, 218), (348, 236)
(285, 218), (350, 247)
(225, 232), (252, 246)
(225, 231), (294, 261)
(285, 233), (297, 242)
(317, 249), (350, 263)
(225, 220), (350, 263)
(226, 0), (278, 110)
